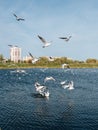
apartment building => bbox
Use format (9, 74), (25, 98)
(10, 46), (21, 63)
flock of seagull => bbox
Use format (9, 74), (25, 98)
(13, 13), (72, 64)
(37, 35), (72, 48)
(34, 75), (74, 98)
(13, 13), (72, 46)
(12, 13), (74, 98)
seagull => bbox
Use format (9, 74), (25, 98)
(39, 89), (50, 97)
(13, 13), (25, 21)
(44, 76), (55, 83)
(28, 52), (33, 58)
(34, 82), (50, 97)
(68, 81), (74, 90)
(48, 56), (54, 61)
(28, 52), (39, 64)
(61, 81), (74, 90)
(34, 82), (46, 92)
(62, 84), (70, 89)
(60, 80), (67, 85)
(38, 35), (52, 48)
(8, 45), (13, 47)
(32, 58), (39, 64)
(62, 63), (70, 69)
(59, 36), (72, 42)
(43, 90), (50, 97)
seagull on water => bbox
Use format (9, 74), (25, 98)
(38, 35), (52, 48)
(13, 13), (25, 21)
(34, 82), (46, 92)
(68, 81), (74, 90)
(61, 81), (74, 90)
(34, 82), (50, 97)
(59, 36), (72, 42)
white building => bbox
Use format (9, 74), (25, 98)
(10, 46), (21, 63)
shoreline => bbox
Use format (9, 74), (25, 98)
(0, 62), (98, 69)
(0, 66), (98, 69)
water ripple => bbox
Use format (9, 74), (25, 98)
(0, 69), (98, 130)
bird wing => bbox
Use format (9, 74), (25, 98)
(19, 18), (25, 21)
(38, 35), (47, 44)
(59, 37), (67, 39)
(49, 56), (53, 59)
(28, 52), (33, 58)
(8, 45), (13, 47)
(13, 13), (17, 18)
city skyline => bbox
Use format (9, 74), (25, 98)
(0, 0), (98, 61)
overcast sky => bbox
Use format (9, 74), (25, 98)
(0, 0), (98, 61)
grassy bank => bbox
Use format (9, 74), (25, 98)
(0, 62), (98, 69)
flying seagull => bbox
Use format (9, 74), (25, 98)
(59, 36), (72, 42)
(38, 35), (52, 48)
(61, 80), (74, 90)
(13, 13), (25, 21)
(28, 52), (33, 58)
(44, 76), (55, 83)
(28, 52), (39, 64)
(48, 56), (54, 61)
(62, 63), (70, 69)
(8, 45), (13, 47)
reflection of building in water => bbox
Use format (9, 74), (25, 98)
(10, 46), (21, 63)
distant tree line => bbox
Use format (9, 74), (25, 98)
(0, 54), (4, 62)
(0, 53), (98, 66)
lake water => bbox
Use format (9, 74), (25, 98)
(0, 68), (98, 130)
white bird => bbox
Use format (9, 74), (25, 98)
(34, 82), (50, 97)
(61, 81), (74, 90)
(68, 81), (74, 90)
(40, 91), (50, 97)
(43, 90), (50, 97)
(59, 36), (72, 42)
(34, 82), (46, 92)
(60, 80), (67, 85)
(44, 76), (55, 82)
(16, 69), (26, 73)
(28, 52), (39, 64)
(62, 63), (70, 69)
(13, 13), (25, 21)
(62, 84), (70, 89)
(32, 58), (39, 64)
(38, 35), (52, 48)
(34, 82), (40, 87)
(48, 56), (54, 61)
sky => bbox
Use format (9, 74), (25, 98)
(0, 0), (98, 61)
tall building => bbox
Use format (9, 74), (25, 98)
(10, 46), (21, 63)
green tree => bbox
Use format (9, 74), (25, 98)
(86, 58), (97, 63)
(0, 54), (4, 62)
